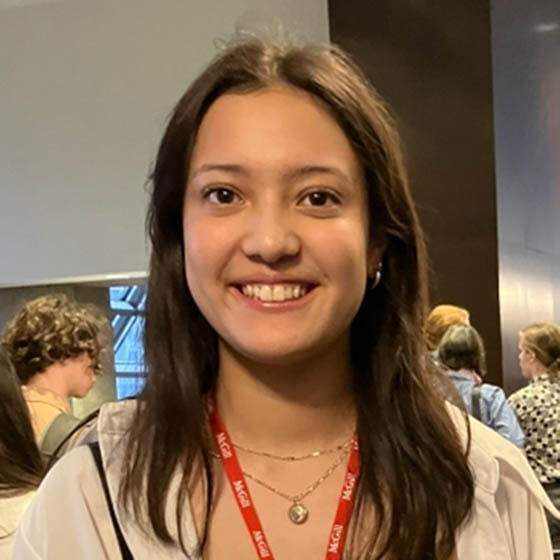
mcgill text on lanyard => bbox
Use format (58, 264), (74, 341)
(208, 397), (360, 560)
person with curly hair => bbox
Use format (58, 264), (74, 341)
(1, 294), (106, 452)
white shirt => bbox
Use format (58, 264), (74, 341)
(12, 401), (560, 559)
(0, 491), (35, 559)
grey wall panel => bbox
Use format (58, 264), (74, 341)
(0, 0), (329, 287)
(492, 0), (560, 393)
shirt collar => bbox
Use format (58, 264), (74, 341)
(447, 369), (477, 382)
(531, 372), (551, 383)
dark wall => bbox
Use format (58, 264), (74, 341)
(492, 0), (560, 393)
(329, 0), (503, 384)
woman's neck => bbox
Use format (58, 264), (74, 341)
(215, 341), (356, 457)
(531, 361), (548, 379)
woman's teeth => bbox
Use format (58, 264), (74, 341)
(241, 284), (308, 302)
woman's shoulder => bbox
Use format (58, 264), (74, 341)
(14, 400), (196, 559)
(0, 490), (35, 529)
(507, 383), (532, 404)
(13, 401), (139, 559)
(447, 403), (559, 558)
(447, 403), (555, 508)
(478, 382), (507, 402)
(97, 398), (138, 434)
(13, 444), (124, 559)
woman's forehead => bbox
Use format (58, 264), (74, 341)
(188, 87), (364, 184)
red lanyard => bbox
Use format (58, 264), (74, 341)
(208, 398), (360, 560)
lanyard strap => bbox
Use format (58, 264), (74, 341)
(208, 398), (360, 560)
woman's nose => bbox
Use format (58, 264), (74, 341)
(240, 208), (301, 264)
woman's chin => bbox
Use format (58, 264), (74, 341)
(224, 339), (321, 368)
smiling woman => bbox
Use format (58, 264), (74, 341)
(12, 37), (558, 560)
(183, 87), (372, 367)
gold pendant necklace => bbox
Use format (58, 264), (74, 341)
(288, 502), (309, 524)
(241, 447), (350, 524)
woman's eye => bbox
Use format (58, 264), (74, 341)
(204, 188), (240, 205)
(300, 190), (340, 207)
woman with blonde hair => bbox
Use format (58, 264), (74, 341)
(13, 37), (558, 559)
(509, 323), (560, 549)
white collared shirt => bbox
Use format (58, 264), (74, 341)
(13, 400), (559, 559)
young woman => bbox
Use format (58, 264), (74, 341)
(13, 37), (557, 559)
(437, 324), (525, 447)
(0, 348), (44, 559)
(509, 323), (560, 550)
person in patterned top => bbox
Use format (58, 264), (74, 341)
(508, 323), (560, 549)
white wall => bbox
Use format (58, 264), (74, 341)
(0, 0), (329, 287)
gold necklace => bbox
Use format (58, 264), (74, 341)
(241, 447), (350, 524)
(232, 434), (354, 462)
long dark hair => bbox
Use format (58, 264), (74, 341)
(0, 347), (44, 496)
(122, 37), (474, 559)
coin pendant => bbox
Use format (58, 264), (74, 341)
(288, 502), (309, 524)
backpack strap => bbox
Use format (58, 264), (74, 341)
(40, 412), (81, 462)
(88, 441), (134, 560)
(44, 408), (101, 471)
(471, 385), (482, 421)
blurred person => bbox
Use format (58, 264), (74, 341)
(12, 37), (559, 560)
(438, 324), (525, 447)
(0, 347), (44, 559)
(1, 294), (106, 458)
(425, 304), (470, 353)
(509, 323), (560, 549)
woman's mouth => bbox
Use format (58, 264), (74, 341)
(234, 283), (316, 303)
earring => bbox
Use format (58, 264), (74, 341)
(369, 262), (383, 290)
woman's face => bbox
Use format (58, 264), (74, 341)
(518, 337), (535, 379)
(183, 86), (380, 366)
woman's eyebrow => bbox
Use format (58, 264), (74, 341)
(285, 165), (352, 185)
(190, 163), (352, 185)
(190, 163), (248, 180)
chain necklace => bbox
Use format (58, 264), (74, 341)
(232, 435), (354, 462)
(209, 444), (351, 523)
(241, 446), (350, 524)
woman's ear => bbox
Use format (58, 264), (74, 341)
(367, 230), (388, 276)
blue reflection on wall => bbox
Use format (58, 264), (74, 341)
(109, 286), (146, 399)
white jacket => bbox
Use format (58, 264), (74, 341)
(13, 400), (559, 559)
(0, 491), (34, 560)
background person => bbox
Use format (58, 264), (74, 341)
(13, 37), (557, 560)
(0, 347), (44, 559)
(1, 294), (106, 457)
(438, 324), (525, 447)
(425, 303), (470, 353)
(509, 323), (560, 550)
